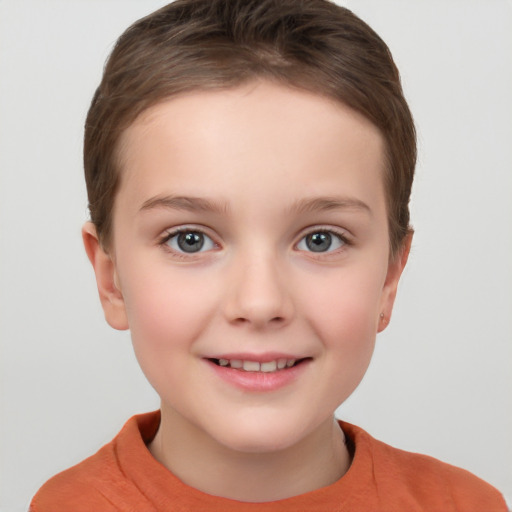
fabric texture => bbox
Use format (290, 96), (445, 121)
(30, 411), (507, 512)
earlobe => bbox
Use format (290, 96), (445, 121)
(82, 222), (129, 331)
(378, 233), (413, 333)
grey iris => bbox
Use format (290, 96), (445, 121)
(306, 232), (332, 252)
(177, 232), (204, 253)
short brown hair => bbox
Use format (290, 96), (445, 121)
(84, 0), (416, 255)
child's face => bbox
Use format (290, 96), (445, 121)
(85, 81), (407, 453)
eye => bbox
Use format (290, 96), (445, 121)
(164, 230), (216, 254)
(296, 230), (346, 253)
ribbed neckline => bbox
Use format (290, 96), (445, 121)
(115, 410), (374, 511)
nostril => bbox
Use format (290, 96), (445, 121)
(232, 315), (287, 327)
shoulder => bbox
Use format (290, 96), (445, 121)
(341, 421), (508, 512)
(30, 445), (119, 512)
(30, 412), (161, 512)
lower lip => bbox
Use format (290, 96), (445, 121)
(205, 359), (310, 392)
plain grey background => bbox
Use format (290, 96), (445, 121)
(1, 1), (511, 510)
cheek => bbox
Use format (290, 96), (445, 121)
(120, 264), (220, 356)
(298, 265), (385, 350)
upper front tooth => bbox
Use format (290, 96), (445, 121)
(260, 361), (277, 372)
(277, 359), (287, 369)
(243, 360), (261, 372)
(230, 359), (243, 369)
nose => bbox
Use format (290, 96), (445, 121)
(223, 251), (294, 329)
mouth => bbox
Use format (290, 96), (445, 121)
(207, 357), (311, 373)
(205, 355), (312, 391)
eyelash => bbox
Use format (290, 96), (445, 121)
(157, 226), (352, 258)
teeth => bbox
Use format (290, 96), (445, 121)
(260, 361), (277, 372)
(277, 358), (287, 369)
(243, 360), (261, 372)
(215, 358), (299, 372)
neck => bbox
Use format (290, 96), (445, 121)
(148, 406), (351, 502)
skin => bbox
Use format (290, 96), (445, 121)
(83, 81), (410, 502)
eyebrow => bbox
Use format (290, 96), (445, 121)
(288, 196), (371, 215)
(139, 194), (371, 217)
(139, 195), (229, 214)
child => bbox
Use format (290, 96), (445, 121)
(30, 0), (507, 510)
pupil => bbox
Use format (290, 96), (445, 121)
(306, 232), (331, 252)
(177, 232), (204, 253)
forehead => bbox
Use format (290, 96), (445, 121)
(115, 81), (386, 217)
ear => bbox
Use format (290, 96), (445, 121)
(82, 222), (129, 331)
(378, 233), (412, 333)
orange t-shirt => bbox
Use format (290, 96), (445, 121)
(30, 411), (506, 512)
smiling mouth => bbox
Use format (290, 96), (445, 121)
(207, 358), (310, 373)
